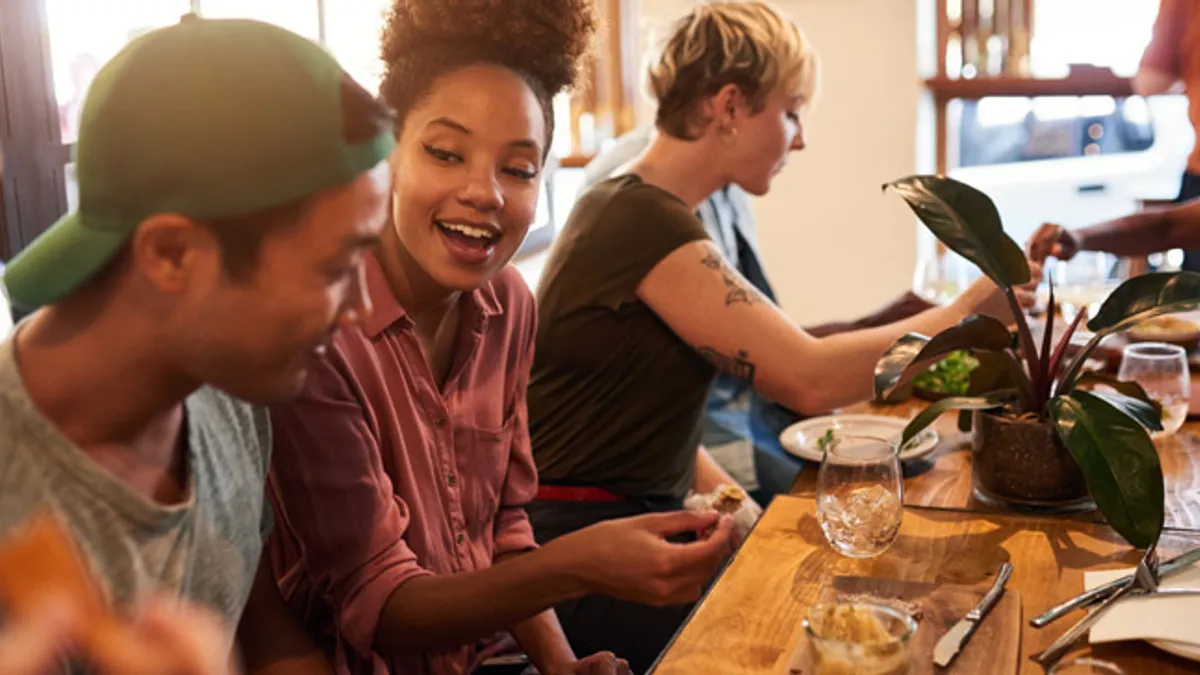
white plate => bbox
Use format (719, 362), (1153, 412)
(779, 414), (940, 464)
(1154, 639), (1200, 662)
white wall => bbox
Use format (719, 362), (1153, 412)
(637, 0), (927, 325)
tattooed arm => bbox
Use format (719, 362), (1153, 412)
(636, 241), (1015, 414)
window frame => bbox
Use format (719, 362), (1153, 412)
(0, 0), (637, 261)
(0, 0), (338, 259)
(927, 0), (1138, 174)
(0, 0), (70, 259)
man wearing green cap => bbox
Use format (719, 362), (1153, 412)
(0, 15), (394, 673)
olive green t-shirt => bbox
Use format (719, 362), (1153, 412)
(528, 175), (716, 498)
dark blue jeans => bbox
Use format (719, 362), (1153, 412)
(525, 497), (702, 675)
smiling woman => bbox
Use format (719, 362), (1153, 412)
(259, 2), (728, 675)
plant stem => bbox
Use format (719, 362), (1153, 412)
(1038, 277), (1056, 404)
(1047, 307), (1089, 398)
(1006, 289), (1044, 410)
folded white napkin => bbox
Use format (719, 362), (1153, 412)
(1083, 563), (1200, 646)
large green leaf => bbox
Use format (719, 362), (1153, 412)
(873, 315), (1012, 401)
(1049, 390), (1165, 548)
(1088, 390), (1165, 433)
(884, 175), (1031, 288)
(1061, 272), (1200, 388)
(901, 396), (1003, 445)
(968, 350), (1035, 410)
(1088, 271), (1200, 335)
(1073, 372), (1163, 423)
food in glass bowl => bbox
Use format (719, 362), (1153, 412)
(1127, 315), (1200, 350)
(803, 601), (915, 675)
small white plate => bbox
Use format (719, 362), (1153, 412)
(779, 414), (940, 464)
(1155, 640), (1200, 662)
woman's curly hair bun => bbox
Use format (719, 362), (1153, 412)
(380, 0), (598, 118)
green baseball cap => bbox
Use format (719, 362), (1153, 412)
(4, 14), (395, 311)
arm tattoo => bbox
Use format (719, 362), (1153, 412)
(696, 346), (757, 384)
(700, 250), (758, 306)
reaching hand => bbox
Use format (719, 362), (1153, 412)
(561, 510), (734, 606)
(88, 596), (236, 675)
(0, 594), (236, 675)
(0, 594), (79, 675)
(1027, 222), (1080, 264)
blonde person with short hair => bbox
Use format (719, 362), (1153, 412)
(525, 3), (1030, 668)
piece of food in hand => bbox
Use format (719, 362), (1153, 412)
(0, 512), (134, 669)
(712, 484), (747, 515)
(0, 512), (106, 625)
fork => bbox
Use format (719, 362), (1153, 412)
(1031, 543), (1160, 669)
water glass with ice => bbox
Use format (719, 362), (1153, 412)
(815, 435), (903, 558)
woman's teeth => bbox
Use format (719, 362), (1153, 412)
(437, 220), (497, 241)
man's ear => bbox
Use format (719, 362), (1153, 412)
(127, 214), (218, 294)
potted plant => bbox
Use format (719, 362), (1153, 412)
(874, 175), (1200, 548)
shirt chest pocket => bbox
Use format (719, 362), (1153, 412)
(451, 417), (516, 532)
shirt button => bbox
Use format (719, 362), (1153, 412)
(447, 474), (457, 487)
(456, 533), (465, 544)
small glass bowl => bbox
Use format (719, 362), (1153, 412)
(1049, 657), (1125, 674)
(803, 601), (916, 675)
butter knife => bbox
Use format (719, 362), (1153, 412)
(933, 562), (1014, 668)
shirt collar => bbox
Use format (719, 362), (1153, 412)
(360, 253), (504, 339)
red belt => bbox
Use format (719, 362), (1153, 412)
(535, 485), (625, 502)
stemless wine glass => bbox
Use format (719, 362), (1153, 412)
(912, 249), (969, 305)
(1118, 342), (1191, 437)
(815, 435), (904, 558)
(1056, 252), (1121, 324)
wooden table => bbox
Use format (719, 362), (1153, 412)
(792, 398), (1200, 532)
(653, 496), (1200, 674)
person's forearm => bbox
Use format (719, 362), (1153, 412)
(804, 320), (858, 338)
(507, 610), (575, 675)
(783, 302), (972, 414)
(1074, 209), (1174, 257)
(805, 292), (935, 338)
(694, 446), (737, 494)
(375, 540), (585, 656)
(496, 551), (576, 675)
(238, 558), (333, 675)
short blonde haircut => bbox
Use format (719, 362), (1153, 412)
(648, 1), (820, 140)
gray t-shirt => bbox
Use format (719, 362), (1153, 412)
(0, 338), (271, 634)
